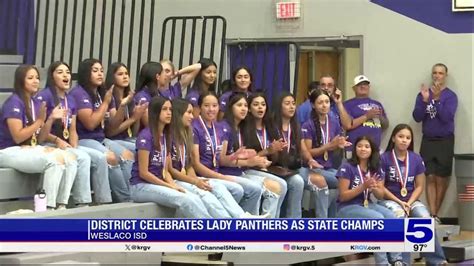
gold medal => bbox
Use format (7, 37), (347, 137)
(162, 169), (166, 179)
(101, 120), (105, 129)
(364, 199), (369, 208)
(401, 187), (408, 197)
(127, 127), (133, 138)
(31, 134), (37, 146)
(324, 151), (329, 161)
(63, 128), (70, 139)
(213, 157), (217, 168)
(180, 168), (186, 175)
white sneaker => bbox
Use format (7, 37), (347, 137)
(56, 205), (67, 210)
(239, 212), (270, 218)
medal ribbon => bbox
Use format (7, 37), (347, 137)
(391, 149), (410, 192)
(180, 143), (186, 169)
(198, 116), (218, 163)
(281, 126), (291, 153)
(61, 97), (69, 130)
(357, 165), (370, 204)
(256, 127), (267, 150)
(161, 135), (167, 176)
(320, 114), (330, 145)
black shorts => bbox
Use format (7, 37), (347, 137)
(420, 135), (454, 177)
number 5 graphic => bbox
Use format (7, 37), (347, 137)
(406, 219), (433, 243)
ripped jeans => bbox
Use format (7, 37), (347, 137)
(79, 138), (132, 202)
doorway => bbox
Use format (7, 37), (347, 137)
(295, 38), (361, 105)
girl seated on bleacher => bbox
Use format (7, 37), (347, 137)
(35, 61), (92, 207)
(159, 59), (201, 100)
(70, 58), (132, 203)
(379, 124), (447, 265)
(302, 89), (351, 218)
(168, 98), (260, 218)
(130, 96), (212, 218)
(0, 65), (76, 210)
(185, 58), (217, 117)
(104, 62), (145, 154)
(336, 135), (403, 265)
(191, 92), (265, 216)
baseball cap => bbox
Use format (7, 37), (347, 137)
(353, 75), (370, 86)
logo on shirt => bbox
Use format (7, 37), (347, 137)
(36, 96), (43, 100)
(12, 108), (20, 113)
(426, 102), (437, 119)
(140, 139), (147, 144)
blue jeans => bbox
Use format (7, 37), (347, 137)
(279, 169), (305, 218)
(113, 138), (136, 155)
(301, 167), (338, 218)
(245, 169), (286, 218)
(79, 139), (131, 202)
(66, 147), (92, 204)
(176, 179), (244, 218)
(0, 146), (71, 208)
(379, 200), (446, 265)
(338, 203), (403, 265)
(131, 182), (212, 218)
(77, 145), (112, 203)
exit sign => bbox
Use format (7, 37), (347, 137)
(276, 1), (301, 19)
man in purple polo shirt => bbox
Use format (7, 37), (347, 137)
(344, 75), (389, 152)
(412, 63), (458, 223)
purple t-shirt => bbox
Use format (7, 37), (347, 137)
(133, 89), (152, 107)
(301, 114), (342, 169)
(35, 88), (76, 141)
(218, 120), (244, 176)
(381, 150), (425, 201)
(336, 162), (384, 209)
(412, 88), (457, 138)
(69, 85), (115, 141)
(344, 97), (387, 148)
(185, 89), (200, 107)
(0, 94), (42, 149)
(219, 90), (252, 113)
(170, 140), (189, 171)
(192, 118), (224, 172)
(130, 128), (167, 185)
(159, 83), (182, 100)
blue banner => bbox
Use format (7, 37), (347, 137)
(0, 218), (409, 242)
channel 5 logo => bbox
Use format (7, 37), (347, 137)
(405, 219), (433, 243)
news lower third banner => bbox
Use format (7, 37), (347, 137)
(0, 218), (434, 252)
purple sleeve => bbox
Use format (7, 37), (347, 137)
(136, 130), (153, 151)
(192, 125), (200, 144)
(68, 96), (78, 116)
(436, 91), (457, 123)
(414, 153), (426, 176)
(186, 91), (199, 107)
(72, 90), (93, 110)
(172, 83), (183, 99)
(2, 98), (24, 120)
(301, 121), (312, 140)
(336, 162), (353, 180)
(219, 92), (231, 112)
(134, 91), (151, 106)
(412, 93), (428, 122)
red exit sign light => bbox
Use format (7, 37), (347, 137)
(276, 1), (301, 19)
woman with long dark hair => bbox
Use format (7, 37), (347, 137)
(379, 124), (447, 265)
(70, 58), (132, 202)
(104, 62), (146, 153)
(336, 136), (402, 265)
(35, 61), (92, 206)
(168, 98), (261, 218)
(130, 96), (211, 217)
(0, 65), (76, 209)
(302, 89), (351, 218)
(218, 66), (253, 119)
(185, 58), (217, 117)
